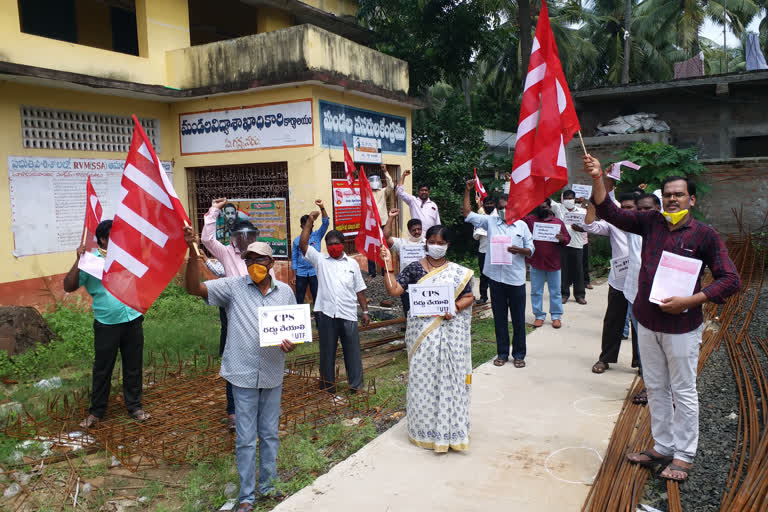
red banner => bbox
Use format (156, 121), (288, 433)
(355, 167), (388, 267)
(102, 116), (190, 313)
(343, 140), (356, 186)
(83, 176), (103, 251)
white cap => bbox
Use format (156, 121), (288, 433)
(242, 241), (273, 258)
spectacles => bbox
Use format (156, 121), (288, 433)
(245, 256), (271, 265)
(662, 192), (688, 199)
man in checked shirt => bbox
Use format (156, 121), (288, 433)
(583, 155), (740, 483)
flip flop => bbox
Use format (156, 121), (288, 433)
(626, 450), (673, 467)
(661, 462), (692, 482)
(513, 359), (526, 368)
(493, 358), (506, 367)
(592, 361), (609, 374)
(632, 389), (648, 405)
(130, 409), (151, 422)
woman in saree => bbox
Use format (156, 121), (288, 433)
(380, 225), (475, 452)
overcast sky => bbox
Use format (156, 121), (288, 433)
(700, 17), (763, 48)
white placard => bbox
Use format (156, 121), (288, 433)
(400, 243), (425, 268)
(258, 304), (313, 346)
(610, 256), (630, 279)
(489, 235), (514, 265)
(563, 208), (587, 225)
(571, 184), (592, 199)
(532, 222), (561, 242)
(649, 251), (703, 305)
(78, 251), (105, 280)
(352, 136), (382, 163)
(409, 283), (456, 317)
(8, 156), (172, 257)
(179, 100), (313, 155)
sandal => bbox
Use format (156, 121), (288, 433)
(592, 361), (609, 374)
(626, 450), (673, 468)
(661, 462), (692, 482)
(632, 389), (648, 405)
(226, 414), (236, 433)
(130, 409), (151, 422)
(79, 414), (99, 429)
(493, 358), (507, 367)
(513, 359), (526, 368)
(236, 503), (254, 512)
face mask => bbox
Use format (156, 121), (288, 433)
(662, 199), (691, 225)
(327, 243), (344, 259)
(563, 199), (576, 209)
(97, 247), (107, 257)
(408, 234), (422, 243)
(483, 205), (495, 214)
(535, 207), (548, 218)
(497, 208), (505, 220)
(248, 263), (269, 283)
(426, 244), (447, 259)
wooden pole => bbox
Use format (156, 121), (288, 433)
(184, 220), (202, 257)
(577, 131), (588, 156)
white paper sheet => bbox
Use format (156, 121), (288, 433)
(78, 251), (104, 280)
(649, 251), (702, 305)
(489, 235), (514, 265)
(563, 208), (586, 225)
(532, 222), (560, 242)
(258, 304), (313, 346)
(571, 184), (592, 199)
(409, 283), (456, 317)
(610, 256), (630, 279)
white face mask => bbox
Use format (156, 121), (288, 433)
(563, 199), (576, 210)
(426, 243), (447, 259)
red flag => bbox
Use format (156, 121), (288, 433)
(82, 176), (103, 251)
(355, 167), (388, 267)
(505, 0), (580, 224)
(473, 168), (488, 201)
(343, 141), (356, 186)
(102, 116), (190, 313)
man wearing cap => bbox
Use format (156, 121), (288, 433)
(300, 211), (370, 392)
(367, 165), (394, 278)
(184, 230), (296, 510)
(201, 197), (267, 432)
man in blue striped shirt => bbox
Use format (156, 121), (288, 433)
(291, 199), (329, 304)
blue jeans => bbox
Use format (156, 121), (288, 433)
(232, 384), (282, 503)
(489, 279), (527, 360)
(623, 308), (631, 338)
(530, 267), (563, 320)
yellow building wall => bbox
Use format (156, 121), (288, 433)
(0, 82), (177, 285)
(303, 0), (358, 17)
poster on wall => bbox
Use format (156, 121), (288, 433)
(179, 99), (313, 155)
(8, 156), (173, 257)
(331, 179), (361, 236)
(216, 198), (289, 258)
(352, 136), (382, 164)
(319, 100), (407, 155)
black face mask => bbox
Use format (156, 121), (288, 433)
(483, 204), (495, 214)
(535, 206), (549, 218)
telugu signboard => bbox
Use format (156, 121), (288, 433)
(319, 100), (407, 155)
(8, 156), (172, 257)
(352, 136), (382, 163)
(331, 179), (361, 236)
(179, 99), (313, 155)
(258, 304), (313, 346)
(408, 283), (456, 317)
(215, 198), (289, 258)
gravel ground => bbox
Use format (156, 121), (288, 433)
(362, 274), (404, 321)
(641, 284), (768, 511)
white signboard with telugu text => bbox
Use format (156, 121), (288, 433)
(409, 283), (456, 317)
(399, 243), (425, 268)
(571, 184), (592, 199)
(532, 222), (560, 242)
(258, 304), (313, 346)
(649, 251), (702, 305)
(610, 256), (630, 279)
(8, 156), (172, 257)
(352, 136), (382, 163)
(563, 208), (587, 226)
(179, 99), (313, 155)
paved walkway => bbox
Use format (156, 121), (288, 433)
(274, 282), (637, 512)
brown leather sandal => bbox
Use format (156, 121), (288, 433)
(130, 409), (151, 422)
(592, 361), (609, 374)
(493, 358), (506, 367)
(513, 359), (526, 368)
(79, 414), (99, 429)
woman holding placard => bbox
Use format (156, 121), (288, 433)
(380, 225), (475, 452)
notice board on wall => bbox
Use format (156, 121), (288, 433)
(331, 179), (361, 236)
(8, 156), (173, 257)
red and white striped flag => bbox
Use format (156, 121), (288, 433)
(102, 116), (190, 313)
(343, 140), (356, 186)
(505, 0), (580, 224)
(355, 167), (388, 268)
(474, 168), (488, 201)
(83, 176), (103, 251)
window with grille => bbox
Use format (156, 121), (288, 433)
(186, 162), (290, 256)
(20, 106), (160, 153)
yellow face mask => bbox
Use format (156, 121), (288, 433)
(97, 247), (107, 257)
(663, 209), (689, 225)
(248, 263), (269, 283)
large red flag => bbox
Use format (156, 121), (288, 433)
(505, 0), (580, 224)
(342, 141), (356, 186)
(102, 116), (190, 313)
(355, 167), (388, 268)
(83, 176), (103, 251)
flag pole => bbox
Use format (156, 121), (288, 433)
(184, 220), (202, 257)
(577, 131), (588, 156)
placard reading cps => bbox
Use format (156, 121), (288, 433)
(408, 284), (455, 317)
(258, 304), (313, 347)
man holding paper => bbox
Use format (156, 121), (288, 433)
(522, 199), (570, 328)
(583, 156), (740, 483)
(581, 194), (643, 375)
(552, 190), (588, 305)
(463, 180), (534, 368)
(184, 232), (296, 507)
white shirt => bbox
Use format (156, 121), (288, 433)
(552, 200), (586, 249)
(391, 237), (425, 269)
(581, 220), (642, 293)
(472, 208), (497, 253)
(304, 246), (366, 322)
(396, 186), (441, 232)
(464, 212), (534, 286)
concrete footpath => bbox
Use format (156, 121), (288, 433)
(274, 282), (637, 512)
